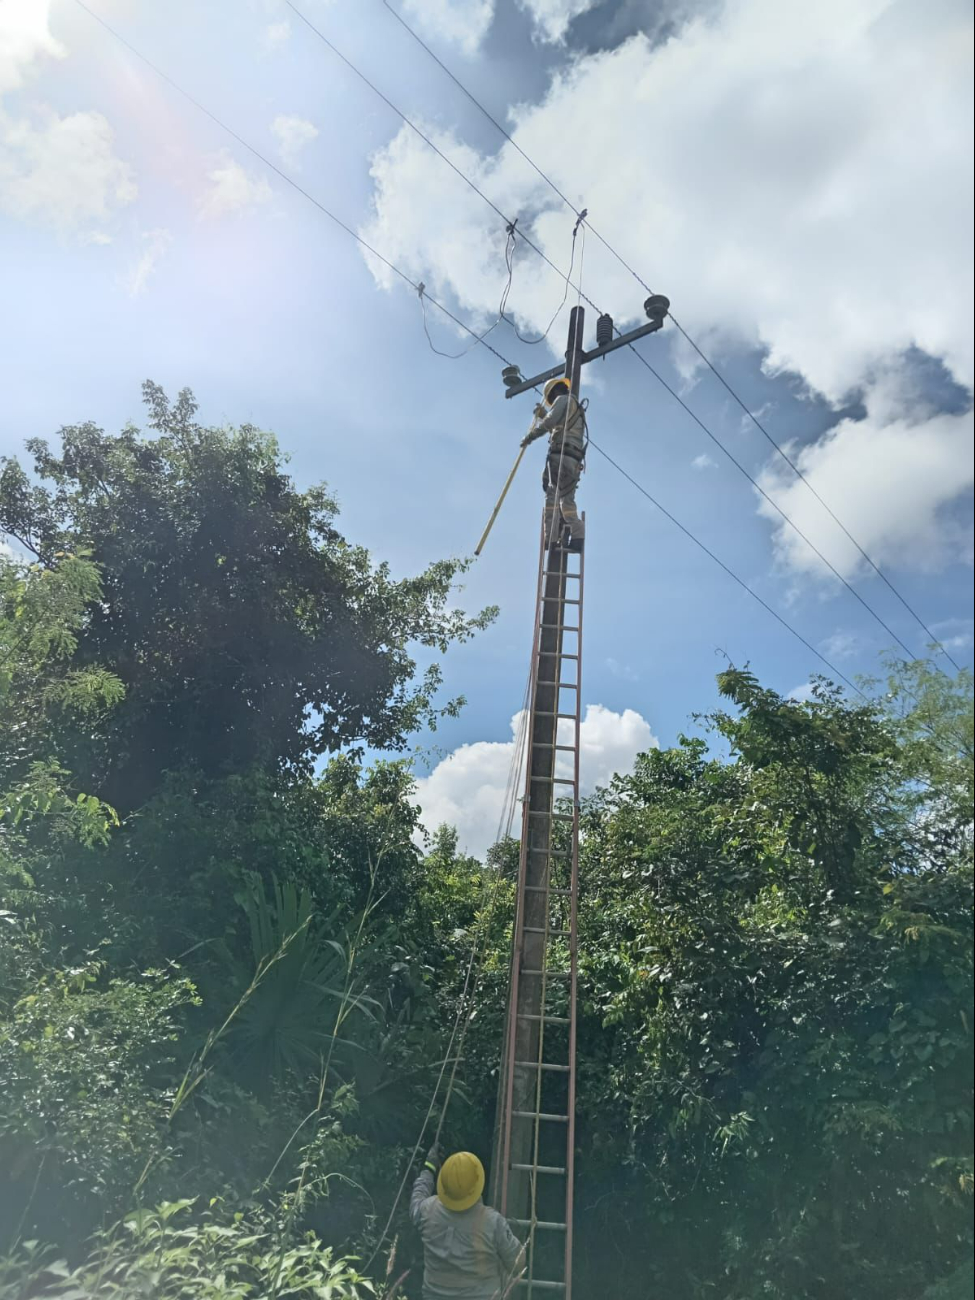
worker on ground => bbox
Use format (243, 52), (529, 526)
(522, 374), (586, 549)
(410, 1144), (524, 1299)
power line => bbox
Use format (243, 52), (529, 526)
(620, 346), (921, 662)
(74, 0), (875, 695)
(290, 0), (951, 669)
(377, 0), (962, 673)
(284, 1), (581, 311)
(587, 439), (864, 698)
(660, 325), (963, 672)
(71, 0), (513, 374)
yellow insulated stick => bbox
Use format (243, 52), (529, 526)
(474, 443), (528, 556)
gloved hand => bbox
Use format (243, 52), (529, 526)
(425, 1143), (442, 1172)
(533, 403), (546, 418)
(520, 435), (531, 448)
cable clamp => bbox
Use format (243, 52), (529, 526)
(572, 208), (588, 235)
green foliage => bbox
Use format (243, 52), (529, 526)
(0, 382), (493, 812)
(0, 965), (198, 1246)
(0, 1199), (374, 1299)
(560, 665), (974, 1299)
(2, 389), (970, 1299)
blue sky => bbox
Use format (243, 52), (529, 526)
(1, 0), (972, 854)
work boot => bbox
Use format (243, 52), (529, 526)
(567, 533), (585, 553)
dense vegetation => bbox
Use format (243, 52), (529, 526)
(1, 387), (971, 1298)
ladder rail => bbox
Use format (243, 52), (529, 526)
(498, 514), (549, 1217)
(565, 520), (584, 1293)
(496, 510), (584, 1299)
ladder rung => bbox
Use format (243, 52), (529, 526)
(523, 926), (569, 936)
(520, 970), (570, 978)
(528, 775), (576, 784)
(524, 885), (572, 895)
(526, 810), (574, 820)
(524, 742), (577, 752)
(514, 1060), (571, 1072)
(560, 598), (581, 605)
(514, 1282), (566, 1291)
(516, 1013), (570, 1024)
(530, 712), (578, 721)
(511, 1217), (567, 1228)
(538, 625), (579, 634)
(538, 651), (579, 659)
(512, 1112), (569, 1123)
(511, 1163), (566, 1175)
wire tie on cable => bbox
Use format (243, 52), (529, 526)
(417, 281), (425, 298)
(573, 208), (588, 235)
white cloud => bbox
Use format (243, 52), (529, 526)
(264, 20), (291, 49)
(271, 114), (318, 168)
(0, 106), (137, 238)
(930, 617), (974, 653)
(402, 0), (495, 57)
(692, 453), (716, 470)
(518, 0), (602, 44)
(787, 682), (817, 702)
(362, 0), (972, 397)
(199, 154), (272, 218)
(819, 629), (859, 661)
(124, 228), (173, 297)
(0, 0), (64, 94)
(0, 1), (135, 242)
(361, 0), (972, 578)
(757, 377), (974, 579)
(415, 703), (657, 857)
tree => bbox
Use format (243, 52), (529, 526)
(562, 666), (973, 1299)
(0, 382), (494, 811)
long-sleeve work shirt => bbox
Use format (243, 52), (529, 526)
(410, 1168), (524, 1299)
(525, 393), (586, 458)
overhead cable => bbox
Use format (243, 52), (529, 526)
(587, 439), (864, 698)
(75, 0), (875, 695)
(378, 0), (961, 672)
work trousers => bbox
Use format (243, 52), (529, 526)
(542, 451), (584, 541)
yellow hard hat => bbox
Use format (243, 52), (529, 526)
(437, 1151), (485, 1211)
(544, 376), (570, 404)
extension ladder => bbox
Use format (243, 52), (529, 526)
(495, 510), (584, 1297)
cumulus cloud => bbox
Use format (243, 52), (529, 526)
(124, 228), (173, 297)
(402, 0), (495, 56)
(0, 106), (137, 237)
(415, 703), (657, 857)
(0, 0), (64, 94)
(692, 453), (716, 470)
(360, 0), (972, 578)
(0, 1), (136, 241)
(363, 0), (972, 396)
(757, 376), (974, 578)
(518, 0), (602, 43)
(271, 114), (319, 168)
(199, 155), (272, 218)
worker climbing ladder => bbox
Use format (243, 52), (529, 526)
(495, 508), (585, 1297)
(488, 296), (667, 1296)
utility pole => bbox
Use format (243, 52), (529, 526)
(492, 293), (669, 1298)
